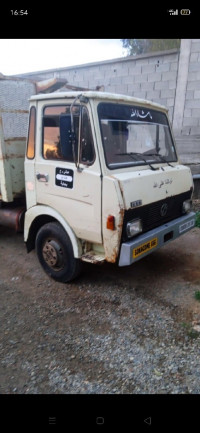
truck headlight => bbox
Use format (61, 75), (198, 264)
(126, 219), (142, 238)
(182, 200), (192, 214)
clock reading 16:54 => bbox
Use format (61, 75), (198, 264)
(11, 10), (28, 15)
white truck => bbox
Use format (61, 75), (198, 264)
(0, 91), (196, 282)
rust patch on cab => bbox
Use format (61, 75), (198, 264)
(105, 206), (125, 264)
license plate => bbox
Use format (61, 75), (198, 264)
(179, 219), (195, 234)
(133, 237), (158, 259)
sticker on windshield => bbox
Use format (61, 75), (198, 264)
(131, 109), (153, 120)
(55, 167), (74, 189)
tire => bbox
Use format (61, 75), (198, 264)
(35, 222), (82, 283)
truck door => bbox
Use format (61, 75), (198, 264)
(35, 103), (102, 244)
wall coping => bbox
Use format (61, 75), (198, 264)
(12, 49), (180, 79)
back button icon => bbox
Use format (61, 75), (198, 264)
(144, 417), (152, 426)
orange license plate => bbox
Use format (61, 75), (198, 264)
(133, 238), (158, 259)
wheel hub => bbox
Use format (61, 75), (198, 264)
(42, 239), (64, 269)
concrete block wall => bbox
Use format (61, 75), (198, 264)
(183, 39), (200, 136)
(2, 41), (200, 192)
(25, 50), (179, 122)
(12, 40), (200, 139)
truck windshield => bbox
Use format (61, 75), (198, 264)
(98, 102), (177, 169)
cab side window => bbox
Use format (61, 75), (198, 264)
(43, 105), (95, 165)
(27, 106), (36, 159)
(80, 107), (95, 165)
(43, 105), (76, 161)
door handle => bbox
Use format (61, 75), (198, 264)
(36, 172), (49, 182)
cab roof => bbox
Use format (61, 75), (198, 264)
(30, 91), (167, 112)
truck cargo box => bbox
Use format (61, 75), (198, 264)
(0, 77), (35, 202)
(0, 124), (26, 202)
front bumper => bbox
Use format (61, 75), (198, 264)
(118, 212), (196, 266)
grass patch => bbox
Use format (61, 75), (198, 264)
(195, 212), (200, 228)
(181, 322), (199, 339)
(194, 291), (200, 302)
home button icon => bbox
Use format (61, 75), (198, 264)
(96, 417), (104, 425)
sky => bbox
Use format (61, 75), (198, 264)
(0, 39), (126, 76)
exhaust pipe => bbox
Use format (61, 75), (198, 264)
(0, 207), (25, 232)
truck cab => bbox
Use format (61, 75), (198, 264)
(24, 91), (195, 282)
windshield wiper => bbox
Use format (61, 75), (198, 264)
(116, 152), (159, 171)
(146, 153), (174, 167)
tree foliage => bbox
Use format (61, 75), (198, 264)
(121, 39), (181, 56)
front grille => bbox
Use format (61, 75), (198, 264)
(122, 190), (192, 242)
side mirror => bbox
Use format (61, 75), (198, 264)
(59, 114), (75, 161)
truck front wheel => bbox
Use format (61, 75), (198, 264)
(35, 222), (82, 283)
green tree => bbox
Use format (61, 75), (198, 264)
(121, 39), (181, 56)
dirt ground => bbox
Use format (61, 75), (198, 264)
(1, 212), (200, 399)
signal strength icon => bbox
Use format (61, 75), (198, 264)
(168, 9), (179, 15)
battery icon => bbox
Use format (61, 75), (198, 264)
(180, 9), (191, 15)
